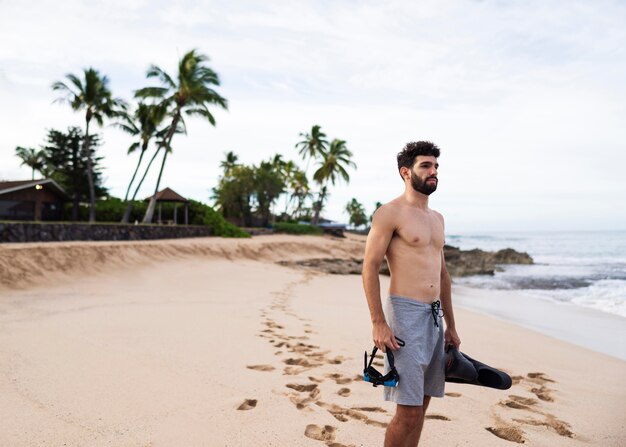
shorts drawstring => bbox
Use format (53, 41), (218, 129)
(430, 300), (444, 327)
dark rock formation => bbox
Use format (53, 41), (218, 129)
(278, 245), (533, 277)
(443, 245), (533, 276)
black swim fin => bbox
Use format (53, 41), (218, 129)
(445, 348), (512, 390)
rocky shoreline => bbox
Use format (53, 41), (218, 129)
(277, 245), (533, 277)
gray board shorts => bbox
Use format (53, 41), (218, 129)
(383, 295), (445, 406)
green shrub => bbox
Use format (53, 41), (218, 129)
(272, 222), (323, 235)
(187, 199), (249, 238)
(65, 197), (249, 238)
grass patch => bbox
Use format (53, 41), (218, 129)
(272, 222), (323, 235)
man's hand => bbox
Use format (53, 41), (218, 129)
(372, 321), (400, 352)
(444, 326), (461, 349)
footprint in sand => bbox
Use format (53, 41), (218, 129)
(445, 392), (462, 397)
(351, 406), (387, 413)
(425, 414), (451, 421)
(308, 376), (324, 383)
(489, 372), (574, 442)
(527, 372), (555, 383)
(512, 415), (574, 438)
(326, 373), (352, 385)
(284, 357), (315, 367)
(284, 366), (313, 375)
(500, 395), (539, 410)
(316, 401), (388, 428)
(246, 364), (275, 372)
(328, 356), (345, 365)
(286, 383), (318, 392)
(530, 385), (554, 402)
(337, 388), (351, 397)
(289, 390), (320, 410)
(304, 424), (337, 442)
(237, 399), (258, 411)
(486, 424), (525, 444)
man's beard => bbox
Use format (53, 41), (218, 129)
(410, 174), (438, 195)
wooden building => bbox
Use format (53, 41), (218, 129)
(145, 187), (190, 225)
(0, 179), (69, 221)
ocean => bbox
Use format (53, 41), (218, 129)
(447, 231), (626, 319)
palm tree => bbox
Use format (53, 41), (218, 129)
(135, 49), (228, 223)
(290, 170), (312, 219)
(15, 146), (46, 180)
(311, 138), (357, 225)
(345, 198), (367, 229)
(114, 102), (168, 222)
(220, 151), (239, 177)
(52, 68), (126, 222)
(295, 125), (328, 173)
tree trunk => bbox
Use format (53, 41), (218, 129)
(311, 185), (326, 225)
(121, 143), (148, 223)
(124, 144), (146, 201)
(123, 146), (162, 223)
(142, 113), (180, 224)
(142, 149), (168, 224)
(82, 117), (96, 223)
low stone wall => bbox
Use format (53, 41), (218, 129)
(0, 222), (212, 243)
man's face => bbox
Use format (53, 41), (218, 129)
(408, 155), (439, 195)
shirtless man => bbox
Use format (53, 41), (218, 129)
(362, 141), (461, 447)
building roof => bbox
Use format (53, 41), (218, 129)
(144, 187), (189, 203)
(0, 179), (70, 199)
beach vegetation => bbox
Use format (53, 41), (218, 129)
(52, 68), (126, 222)
(42, 127), (108, 221)
(65, 196), (247, 237)
(311, 138), (356, 225)
(213, 154), (291, 227)
(272, 222), (323, 235)
(15, 146), (47, 180)
(345, 198), (368, 229)
(135, 49), (228, 224)
(295, 125), (328, 173)
(213, 164), (256, 227)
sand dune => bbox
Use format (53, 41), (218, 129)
(0, 234), (365, 290)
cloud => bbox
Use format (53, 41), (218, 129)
(1, 0), (625, 230)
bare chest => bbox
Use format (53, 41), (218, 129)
(392, 210), (444, 250)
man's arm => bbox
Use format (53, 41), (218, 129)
(362, 205), (399, 352)
(440, 251), (461, 348)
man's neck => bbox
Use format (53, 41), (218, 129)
(403, 188), (430, 210)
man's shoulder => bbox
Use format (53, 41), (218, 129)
(430, 209), (444, 220)
(375, 199), (404, 217)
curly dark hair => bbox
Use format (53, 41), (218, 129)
(396, 141), (440, 178)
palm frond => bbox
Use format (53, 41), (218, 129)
(127, 141), (140, 154)
(135, 86), (170, 99)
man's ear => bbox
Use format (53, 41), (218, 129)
(399, 166), (410, 181)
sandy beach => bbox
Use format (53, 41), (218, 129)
(1, 235), (624, 446)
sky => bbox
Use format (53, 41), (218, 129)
(1, 0), (625, 232)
